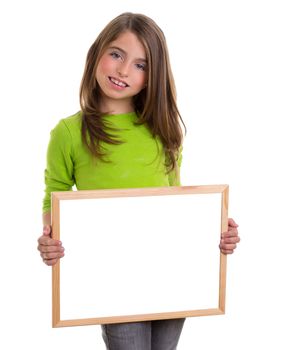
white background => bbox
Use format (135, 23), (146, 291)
(0, 0), (290, 349)
(60, 194), (221, 320)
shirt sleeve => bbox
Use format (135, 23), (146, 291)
(168, 146), (183, 186)
(42, 120), (75, 213)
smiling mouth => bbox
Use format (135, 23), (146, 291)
(109, 77), (129, 87)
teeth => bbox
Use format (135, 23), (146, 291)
(110, 77), (127, 87)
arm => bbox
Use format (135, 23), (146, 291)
(43, 211), (51, 227)
(38, 119), (74, 266)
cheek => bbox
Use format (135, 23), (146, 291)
(96, 56), (115, 76)
(130, 69), (147, 87)
(136, 73), (147, 88)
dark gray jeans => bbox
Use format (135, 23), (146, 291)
(101, 319), (185, 350)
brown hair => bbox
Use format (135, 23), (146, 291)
(80, 12), (186, 172)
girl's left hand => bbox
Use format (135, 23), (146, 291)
(219, 218), (240, 254)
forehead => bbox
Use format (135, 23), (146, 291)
(108, 31), (147, 60)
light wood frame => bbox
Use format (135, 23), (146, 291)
(52, 185), (229, 327)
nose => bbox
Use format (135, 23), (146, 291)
(117, 62), (130, 78)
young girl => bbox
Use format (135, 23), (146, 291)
(37, 12), (240, 350)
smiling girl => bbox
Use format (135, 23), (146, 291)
(37, 12), (240, 350)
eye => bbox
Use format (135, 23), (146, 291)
(135, 63), (146, 71)
(110, 51), (122, 60)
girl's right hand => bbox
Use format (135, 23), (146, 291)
(37, 225), (65, 266)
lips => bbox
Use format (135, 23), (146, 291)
(109, 77), (129, 87)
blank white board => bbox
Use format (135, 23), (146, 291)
(52, 185), (228, 327)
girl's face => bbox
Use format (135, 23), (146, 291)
(95, 31), (148, 112)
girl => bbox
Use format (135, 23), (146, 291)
(37, 12), (240, 350)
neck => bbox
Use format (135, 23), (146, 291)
(99, 96), (135, 115)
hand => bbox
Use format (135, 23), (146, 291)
(219, 218), (240, 255)
(37, 225), (65, 266)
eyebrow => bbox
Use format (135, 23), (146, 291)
(108, 46), (147, 63)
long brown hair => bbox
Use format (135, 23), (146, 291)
(80, 12), (186, 172)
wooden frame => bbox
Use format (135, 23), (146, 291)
(52, 185), (228, 327)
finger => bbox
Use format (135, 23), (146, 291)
(228, 218), (239, 227)
(38, 236), (62, 246)
(222, 228), (239, 238)
(43, 225), (52, 236)
(220, 249), (234, 255)
(41, 250), (65, 261)
(219, 236), (237, 251)
(39, 245), (65, 254)
(43, 258), (60, 266)
(221, 236), (240, 244)
(220, 243), (237, 250)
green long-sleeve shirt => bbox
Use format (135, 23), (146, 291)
(43, 111), (182, 213)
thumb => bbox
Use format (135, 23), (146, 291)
(228, 218), (239, 227)
(43, 224), (52, 236)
